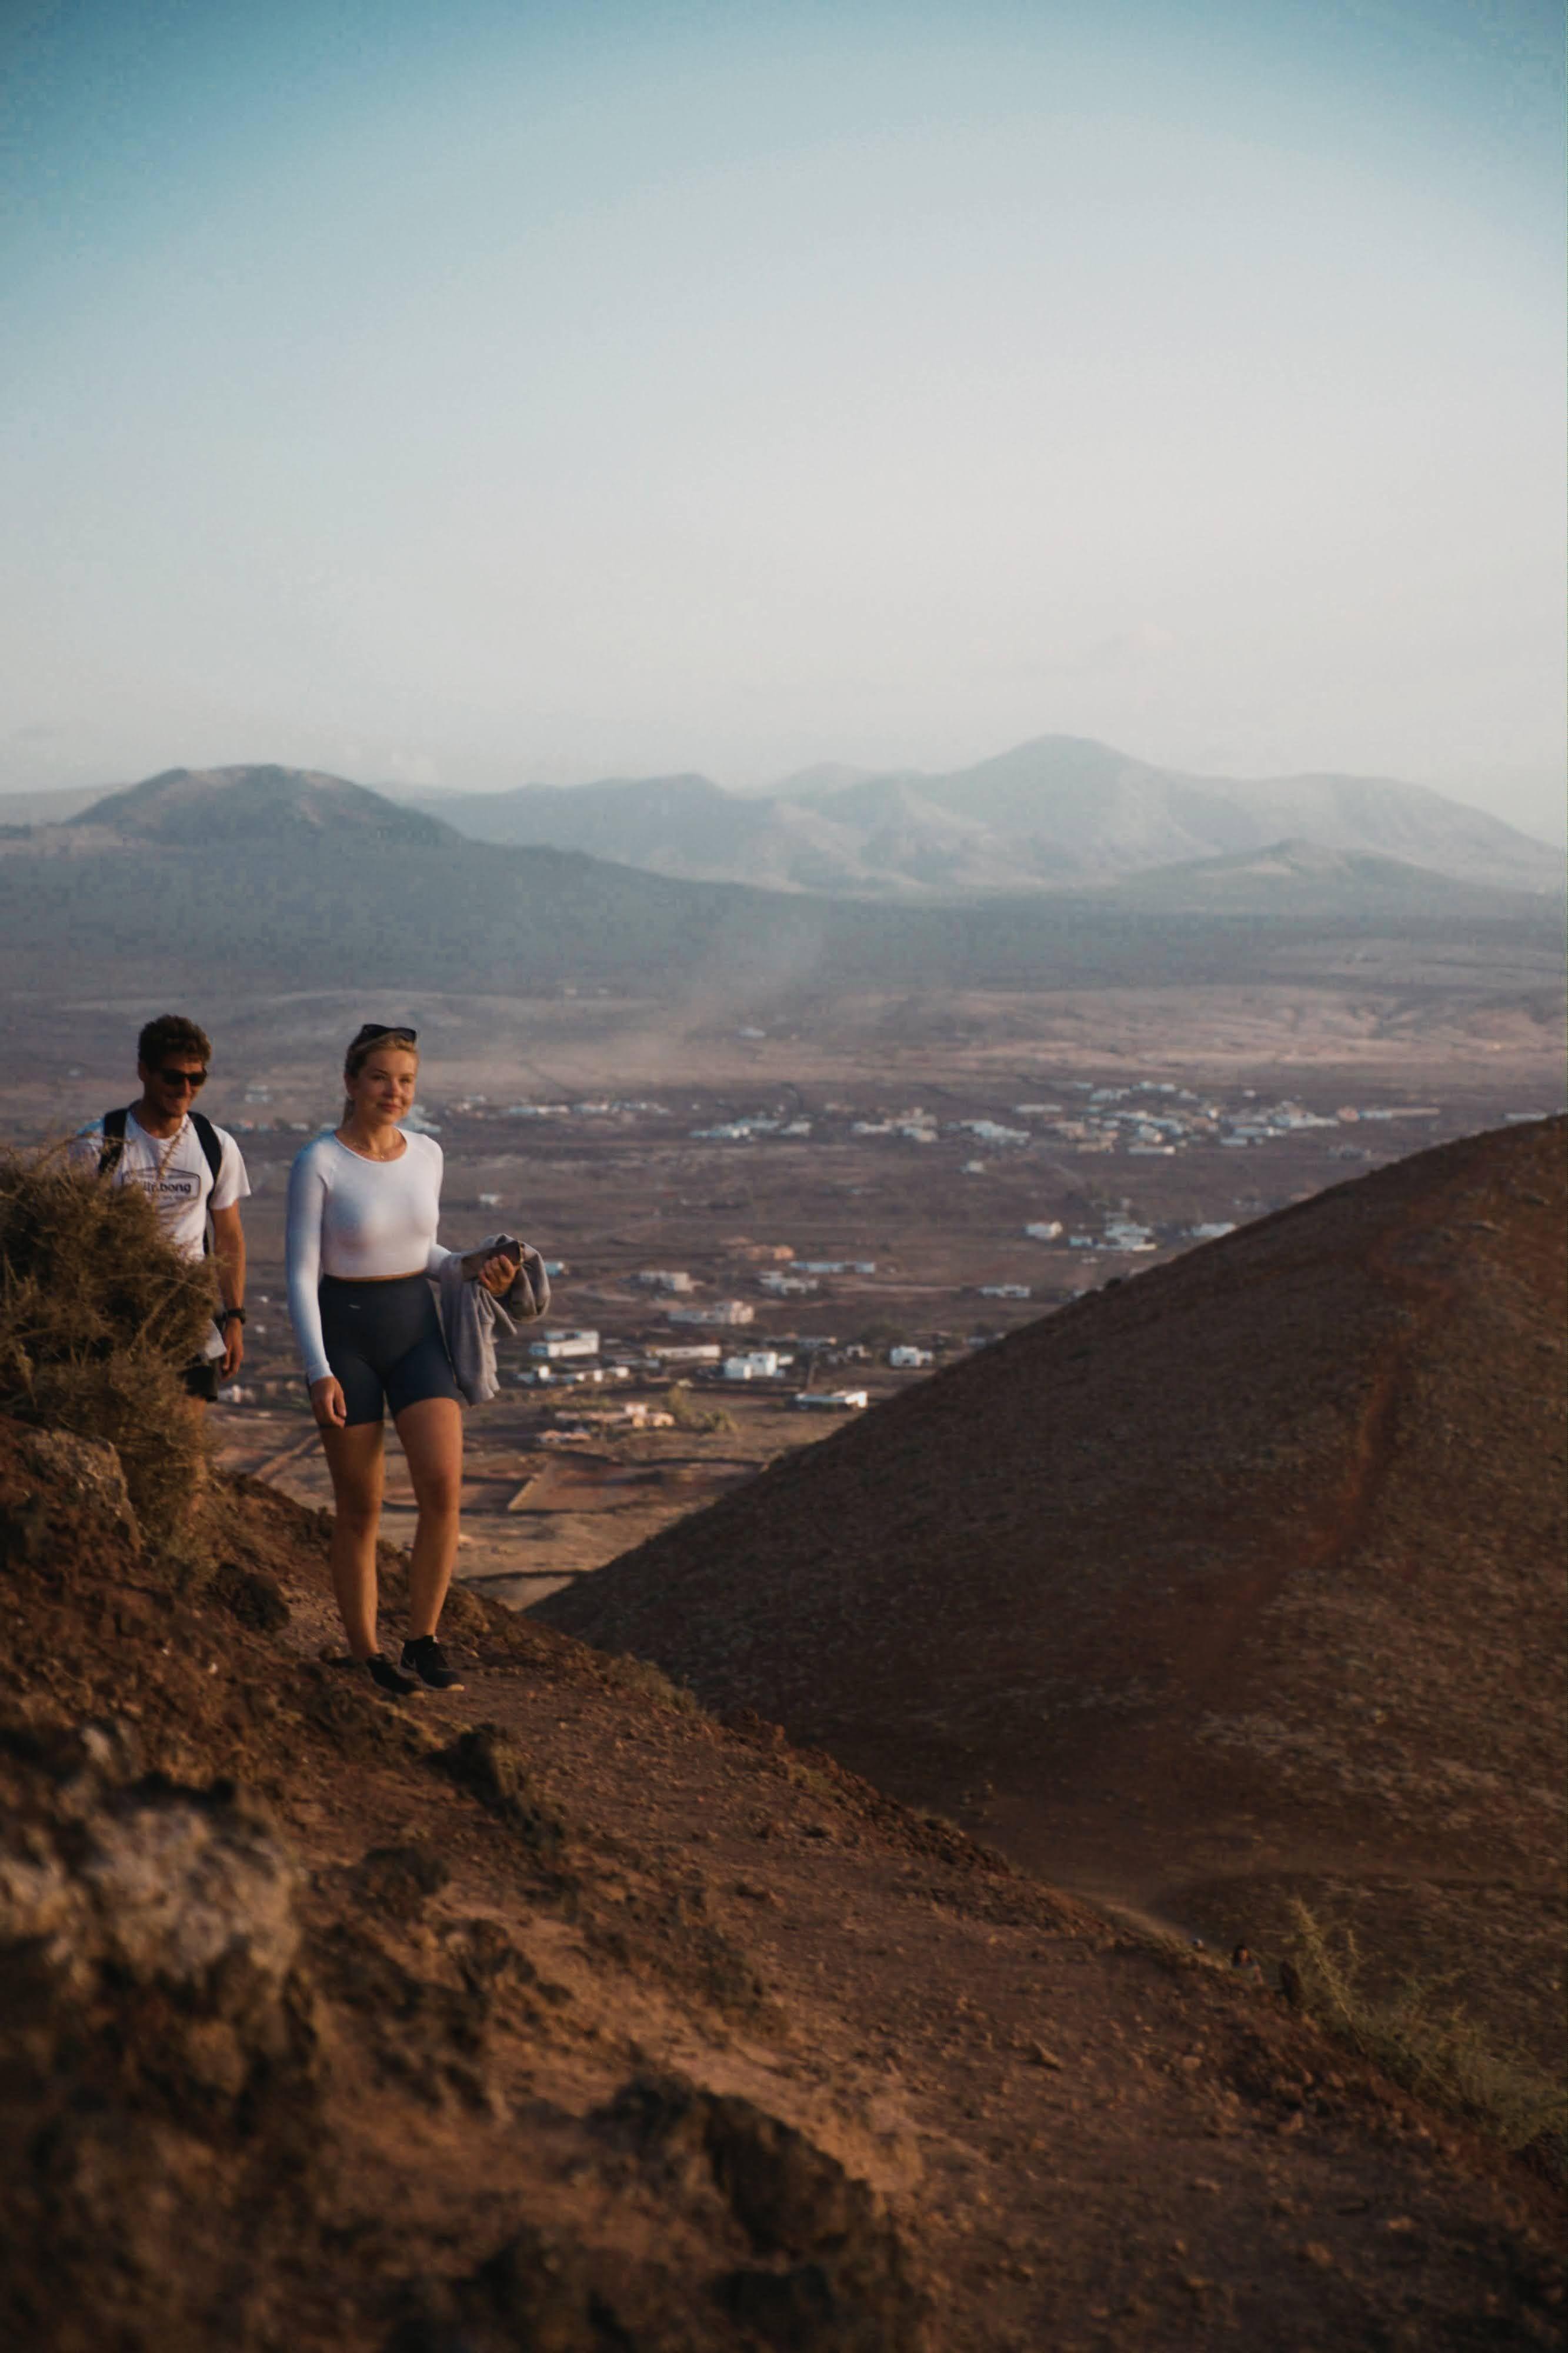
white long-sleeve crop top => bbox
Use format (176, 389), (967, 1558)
(285, 1129), (454, 1384)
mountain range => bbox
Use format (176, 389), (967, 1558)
(405, 735), (1563, 899)
(0, 762), (1557, 1004)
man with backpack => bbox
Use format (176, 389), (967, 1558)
(72, 1013), (252, 1402)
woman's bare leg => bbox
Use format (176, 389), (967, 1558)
(319, 1420), (385, 1658)
(395, 1396), (464, 1639)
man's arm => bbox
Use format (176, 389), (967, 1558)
(210, 1202), (246, 1377)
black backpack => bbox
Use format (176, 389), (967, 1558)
(98, 1106), (223, 1256)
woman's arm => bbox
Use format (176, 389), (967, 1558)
(420, 1136), (455, 1273)
(285, 1147), (332, 1386)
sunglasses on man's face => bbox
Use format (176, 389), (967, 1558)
(155, 1066), (208, 1091)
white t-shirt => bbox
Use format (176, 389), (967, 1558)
(72, 1111), (251, 1358)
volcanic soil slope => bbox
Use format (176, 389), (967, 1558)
(1, 1418), (1564, 2350)
(541, 1118), (1568, 2069)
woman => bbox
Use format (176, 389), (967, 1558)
(286, 1023), (517, 1697)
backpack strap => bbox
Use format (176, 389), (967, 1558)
(190, 1110), (224, 1259)
(97, 1106), (222, 1184)
(189, 1111), (223, 1188)
(97, 1106), (129, 1179)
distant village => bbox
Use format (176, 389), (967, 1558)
(198, 1070), (1553, 1435)
(365, 1075), (1486, 1169)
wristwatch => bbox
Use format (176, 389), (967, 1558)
(218, 1307), (247, 1325)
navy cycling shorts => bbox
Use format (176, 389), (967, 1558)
(317, 1273), (462, 1427)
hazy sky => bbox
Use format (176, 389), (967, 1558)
(3, 0), (1563, 838)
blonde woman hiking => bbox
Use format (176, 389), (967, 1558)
(285, 1023), (519, 1698)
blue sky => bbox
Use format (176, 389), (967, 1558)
(2, 0), (1563, 836)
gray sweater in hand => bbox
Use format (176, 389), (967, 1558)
(435, 1239), (551, 1407)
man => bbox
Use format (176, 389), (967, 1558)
(72, 1013), (251, 1401)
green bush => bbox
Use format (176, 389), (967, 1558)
(664, 1381), (733, 1434)
(1285, 1901), (1567, 2165)
(0, 1146), (218, 1539)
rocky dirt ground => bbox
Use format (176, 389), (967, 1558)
(1, 1415), (1563, 2351)
(540, 1119), (1568, 2078)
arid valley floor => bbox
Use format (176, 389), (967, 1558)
(9, 974), (1553, 1600)
(4, 979), (1560, 1614)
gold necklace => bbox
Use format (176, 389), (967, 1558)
(148, 1115), (189, 1184)
(338, 1124), (405, 1162)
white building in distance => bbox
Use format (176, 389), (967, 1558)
(528, 1328), (600, 1361)
(1103, 1221), (1156, 1252)
(723, 1351), (786, 1381)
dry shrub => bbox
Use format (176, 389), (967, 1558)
(0, 1146), (218, 1542)
(1285, 1901), (1568, 2167)
(664, 1381), (733, 1435)
(599, 1652), (702, 1716)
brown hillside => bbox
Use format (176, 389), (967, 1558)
(539, 1120), (1568, 2069)
(1, 1419), (1564, 2347)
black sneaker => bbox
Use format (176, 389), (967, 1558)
(401, 1634), (465, 1691)
(363, 1651), (421, 1698)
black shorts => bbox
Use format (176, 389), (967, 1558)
(182, 1359), (221, 1402)
(316, 1274), (462, 1428)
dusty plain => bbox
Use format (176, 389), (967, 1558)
(3, 981), (1561, 1615)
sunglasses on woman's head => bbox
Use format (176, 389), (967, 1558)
(156, 1066), (207, 1090)
(351, 1024), (418, 1047)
